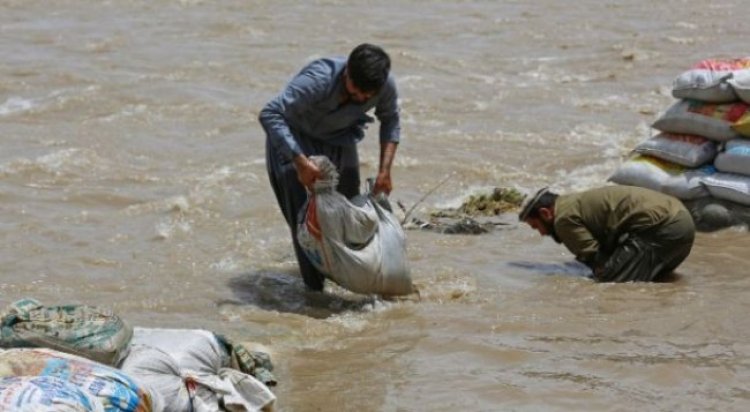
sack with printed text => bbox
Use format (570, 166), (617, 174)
(0, 347), (162, 412)
(0, 375), (105, 412)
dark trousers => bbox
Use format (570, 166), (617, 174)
(265, 136), (360, 291)
(595, 210), (696, 283)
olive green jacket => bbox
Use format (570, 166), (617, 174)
(553, 185), (689, 268)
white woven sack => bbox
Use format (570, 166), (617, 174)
(672, 68), (737, 102)
(727, 69), (750, 104)
(298, 156), (413, 296)
(633, 133), (717, 167)
(703, 172), (750, 206)
(119, 328), (275, 412)
(652, 100), (744, 141)
(714, 139), (750, 176)
(608, 155), (713, 200)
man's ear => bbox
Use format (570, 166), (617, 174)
(539, 207), (553, 221)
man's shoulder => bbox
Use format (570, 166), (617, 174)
(297, 56), (346, 79)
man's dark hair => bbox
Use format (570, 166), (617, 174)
(347, 43), (391, 93)
(518, 188), (559, 221)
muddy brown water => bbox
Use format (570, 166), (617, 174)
(1, 1), (750, 410)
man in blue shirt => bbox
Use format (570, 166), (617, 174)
(259, 43), (402, 291)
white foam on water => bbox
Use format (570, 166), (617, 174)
(555, 159), (625, 193)
(154, 218), (192, 240)
(0, 97), (35, 115)
(210, 256), (241, 273)
(0, 148), (111, 180)
(411, 271), (477, 304)
(122, 195), (189, 216)
(93, 104), (148, 123)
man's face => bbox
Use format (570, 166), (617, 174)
(526, 216), (551, 236)
(524, 208), (561, 243)
(344, 71), (376, 103)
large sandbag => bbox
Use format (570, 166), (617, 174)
(632, 132), (717, 167)
(118, 328), (276, 412)
(730, 109), (750, 138)
(0, 348), (161, 412)
(727, 68), (750, 104)
(652, 100), (749, 141)
(297, 155), (413, 296)
(608, 155), (713, 200)
(0, 298), (132, 366)
(714, 139), (750, 176)
(702, 172), (750, 206)
(0, 375), (105, 412)
(120, 345), (191, 412)
(671, 58), (750, 102)
(683, 197), (750, 232)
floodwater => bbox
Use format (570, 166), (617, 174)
(2, 1), (750, 411)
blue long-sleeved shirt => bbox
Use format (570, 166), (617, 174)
(259, 57), (401, 163)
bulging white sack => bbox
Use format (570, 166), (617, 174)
(608, 155), (713, 200)
(632, 132), (717, 167)
(298, 156), (413, 296)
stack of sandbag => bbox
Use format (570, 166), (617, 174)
(0, 299), (159, 410)
(0, 347), (162, 411)
(610, 57), (750, 229)
(117, 327), (276, 412)
(297, 155), (414, 296)
(0, 298), (278, 411)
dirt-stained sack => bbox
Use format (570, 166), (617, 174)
(727, 68), (750, 104)
(633, 133), (717, 167)
(672, 58), (750, 102)
(297, 156), (413, 296)
(118, 328), (275, 412)
(0, 348), (161, 412)
(0, 375), (105, 412)
(714, 139), (750, 176)
(702, 172), (750, 206)
(652, 100), (749, 141)
(608, 155), (713, 200)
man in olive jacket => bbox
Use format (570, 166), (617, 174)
(519, 185), (695, 282)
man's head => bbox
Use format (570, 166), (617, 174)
(344, 43), (391, 103)
(519, 187), (560, 241)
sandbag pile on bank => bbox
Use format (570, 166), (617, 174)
(610, 58), (750, 230)
(0, 298), (276, 412)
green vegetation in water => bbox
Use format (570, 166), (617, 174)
(431, 187), (524, 218)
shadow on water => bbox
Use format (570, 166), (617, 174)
(506, 260), (592, 278)
(224, 270), (377, 319)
